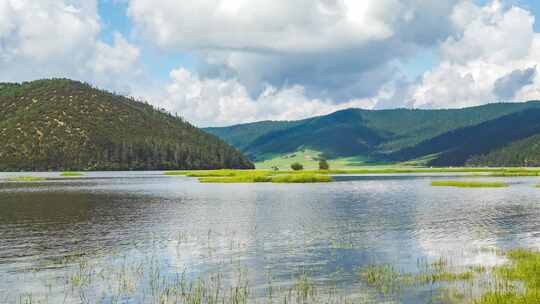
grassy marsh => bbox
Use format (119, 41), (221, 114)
(165, 167), (540, 178)
(359, 249), (540, 304)
(14, 244), (539, 304)
(473, 249), (540, 304)
(431, 180), (508, 188)
(489, 172), (539, 177)
(60, 172), (84, 177)
(6, 176), (47, 182)
(270, 174), (332, 183)
(198, 172), (333, 183)
(163, 167), (540, 184)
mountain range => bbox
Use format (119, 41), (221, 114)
(0, 79), (253, 171)
(206, 101), (540, 167)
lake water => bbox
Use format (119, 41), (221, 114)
(0, 172), (539, 303)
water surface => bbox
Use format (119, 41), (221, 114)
(0, 172), (539, 303)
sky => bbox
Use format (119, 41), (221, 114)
(1, 0), (540, 127)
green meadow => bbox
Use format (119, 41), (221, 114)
(431, 180), (508, 188)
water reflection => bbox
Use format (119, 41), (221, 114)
(0, 172), (539, 302)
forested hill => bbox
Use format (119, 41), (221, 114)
(0, 79), (254, 171)
(205, 101), (540, 167)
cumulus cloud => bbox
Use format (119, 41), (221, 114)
(3, 0), (540, 127)
(126, 0), (540, 125)
(0, 0), (141, 93)
(153, 68), (376, 127)
(128, 0), (462, 101)
(413, 1), (540, 108)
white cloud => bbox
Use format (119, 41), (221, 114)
(413, 0), (540, 108)
(3, 0), (540, 127)
(153, 68), (376, 127)
(128, 0), (462, 101)
(0, 0), (141, 93)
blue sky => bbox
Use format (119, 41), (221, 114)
(98, 0), (197, 82)
(2, 0), (540, 126)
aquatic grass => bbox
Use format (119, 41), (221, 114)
(199, 173), (332, 183)
(166, 167), (540, 184)
(360, 264), (403, 297)
(60, 172), (84, 177)
(359, 258), (480, 300)
(7, 231), (540, 304)
(414, 270), (475, 284)
(167, 167), (540, 181)
(489, 171), (539, 177)
(270, 174), (332, 183)
(164, 170), (271, 178)
(431, 180), (508, 188)
(474, 249), (540, 304)
(14, 251), (365, 304)
(163, 171), (190, 176)
(6, 176), (47, 182)
(199, 174), (272, 183)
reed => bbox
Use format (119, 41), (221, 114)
(431, 180), (508, 188)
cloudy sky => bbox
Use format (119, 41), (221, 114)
(1, 0), (540, 126)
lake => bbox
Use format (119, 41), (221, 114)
(1, 172), (539, 303)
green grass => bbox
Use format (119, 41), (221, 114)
(270, 174), (332, 183)
(164, 167), (540, 184)
(474, 249), (540, 304)
(164, 170), (258, 177)
(488, 171), (539, 177)
(6, 176), (47, 182)
(8, 229), (540, 304)
(199, 173), (272, 183)
(166, 167), (540, 178)
(359, 249), (540, 303)
(199, 172), (332, 183)
(431, 180), (508, 188)
(60, 172), (84, 177)
(254, 149), (375, 170)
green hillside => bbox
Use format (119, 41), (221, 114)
(205, 120), (302, 150)
(467, 132), (540, 167)
(206, 101), (540, 167)
(0, 79), (254, 171)
(390, 109), (540, 166)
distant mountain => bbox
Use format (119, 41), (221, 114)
(390, 109), (540, 165)
(205, 120), (302, 151)
(0, 79), (253, 171)
(206, 101), (540, 166)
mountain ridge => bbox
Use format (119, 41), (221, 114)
(0, 79), (254, 171)
(205, 101), (540, 167)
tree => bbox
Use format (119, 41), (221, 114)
(291, 162), (303, 171)
(319, 159), (329, 170)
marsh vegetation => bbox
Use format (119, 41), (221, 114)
(431, 181), (508, 188)
(164, 167), (540, 184)
(60, 172), (84, 177)
(3, 171), (540, 303)
(11, 236), (540, 304)
(6, 176), (47, 182)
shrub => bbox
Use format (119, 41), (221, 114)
(319, 159), (329, 170)
(291, 162), (304, 171)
